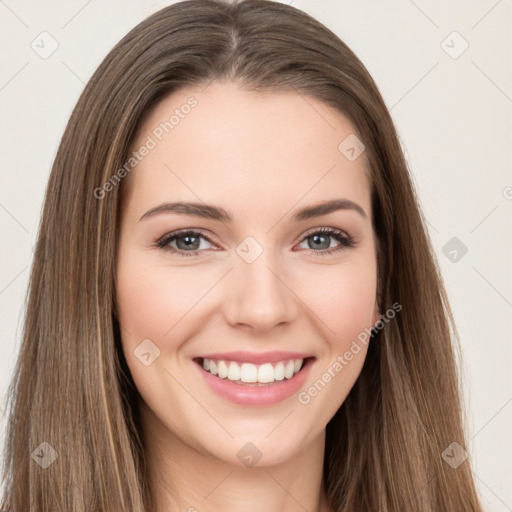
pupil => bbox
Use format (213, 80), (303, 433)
(311, 234), (329, 250)
(179, 235), (199, 250)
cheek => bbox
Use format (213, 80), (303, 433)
(294, 258), (378, 344)
(292, 263), (375, 424)
(114, 252), (212, 415)
(115, 253), (214, 348)
(116, 247), (378, 356)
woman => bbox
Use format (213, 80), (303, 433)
(0, 0), (484, 510)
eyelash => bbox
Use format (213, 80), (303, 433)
(155, 227), (357, 258)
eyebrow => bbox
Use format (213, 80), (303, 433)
(138, 198), (367, 223)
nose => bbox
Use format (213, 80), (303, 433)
(223, 250), (298, 333)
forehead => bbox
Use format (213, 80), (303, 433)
(123, 81), (371, 222)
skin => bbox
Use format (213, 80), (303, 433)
(116, 81), (380, 512)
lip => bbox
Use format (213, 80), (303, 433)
(196, 350), (313, 364)
(192, 355), (315, 406)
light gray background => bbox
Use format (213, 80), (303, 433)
(0, 1), (511, 510)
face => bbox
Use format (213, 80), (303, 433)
(115, 81), (379, 467)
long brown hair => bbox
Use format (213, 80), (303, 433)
(1, 1), (483, 510)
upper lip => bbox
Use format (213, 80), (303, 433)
(196, 351), (314, 364)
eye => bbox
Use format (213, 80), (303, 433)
(155, 227), (356, 257)
(295, 227), (356, 256)
(155, 229), (217, 257)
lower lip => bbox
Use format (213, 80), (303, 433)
(193, 358), (314, 406)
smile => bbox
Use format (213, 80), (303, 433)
(192, 353), (315, 406)
(201, 357), (305, 385)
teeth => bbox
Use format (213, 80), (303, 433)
(258, 363), (274, 383)
(240, 363), (257, 383)
(274, 362), (285, 381)
(201, 358), (305, 384)
(218, 360), (228, 379)
(227, 362), (241, 381)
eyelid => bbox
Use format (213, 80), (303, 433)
(299, 225), (349, 240)
(155, 227), (220, 250)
